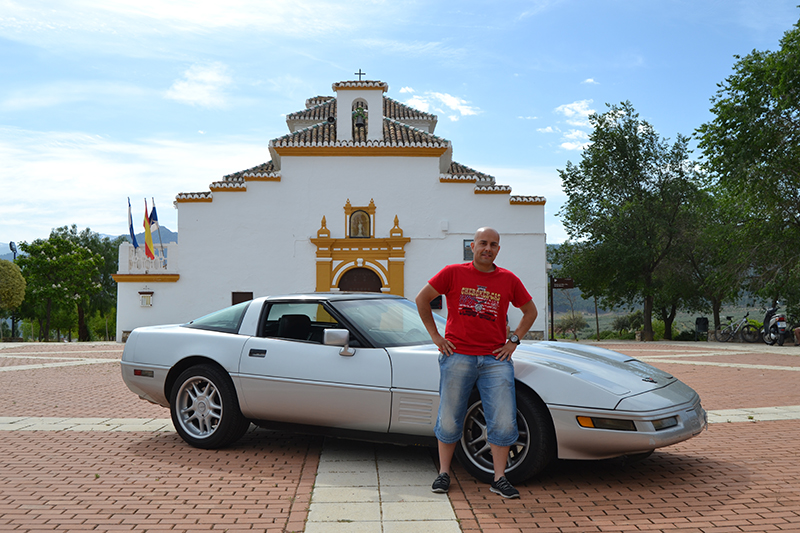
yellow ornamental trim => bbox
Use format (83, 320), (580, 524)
(112, 274), (180, 283)
(245, 174), (281, 181)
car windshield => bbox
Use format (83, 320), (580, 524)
(331, 297), (446, 347)
(183, 300), (251, 334)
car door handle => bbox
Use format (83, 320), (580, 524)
(248, 348), (266, 358)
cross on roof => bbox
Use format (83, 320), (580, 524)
(354, 69), (366, 81)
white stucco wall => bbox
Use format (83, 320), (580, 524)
(116, 153), (548, 341)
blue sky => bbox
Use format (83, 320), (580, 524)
(1, 0), (798, 249)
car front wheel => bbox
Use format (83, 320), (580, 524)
(170, 364), (251, 449)
(454, 389), (555, 484)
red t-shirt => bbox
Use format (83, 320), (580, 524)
(428, 263), (532, 356)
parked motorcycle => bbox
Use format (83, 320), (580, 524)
(761, 305), (788, 346)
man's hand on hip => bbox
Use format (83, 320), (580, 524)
(434, 334), (456, 356)
(492, 341), (517, 361)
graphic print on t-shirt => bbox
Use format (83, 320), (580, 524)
(458, 285), (500, 322)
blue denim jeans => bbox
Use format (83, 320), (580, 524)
(434, 352), (518, 446)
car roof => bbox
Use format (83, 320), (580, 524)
(262, 292), (405, 303)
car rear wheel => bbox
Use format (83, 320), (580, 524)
(454, 389), (555, 484)
(170, 364), (251, 449)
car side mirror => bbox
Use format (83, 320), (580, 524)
(324, 329), (356, 356)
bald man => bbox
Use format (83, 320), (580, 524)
(416, 227), (538, 499)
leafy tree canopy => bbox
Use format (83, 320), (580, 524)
(557, 101), (701, 340)
(17, 231), (103, 340)
(0, 259), (26, 313)
(698, 17), (800, 221)
(697, 16), (800, 305)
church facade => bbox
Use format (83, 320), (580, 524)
(114, 79), (549, 341)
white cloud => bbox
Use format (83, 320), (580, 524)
(518, 0), (564, 20)
(563, 129), (589, 140)
(404, 91), (480, 120)
(560, 140), (590, 151)
(551, 101), (595, 151)
(165, 63), (232, 108)
(518, 116), (538, 120)
(554, 99), (594, 127)
(0, 126), (268, 242)
(0, 81), (147, 112)
(404, 95), (431, 113)
(537, 126), (555, 133)
(473, 164), (568, 243)
(581, 78), (599, 85)
(353, 38), (466, 61)
(0, 1), (359, 38)
(399, 87), (414, 94)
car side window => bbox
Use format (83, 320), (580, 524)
(261, 303), (345, 344)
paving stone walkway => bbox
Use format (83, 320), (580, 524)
(1, 341), (799, 532)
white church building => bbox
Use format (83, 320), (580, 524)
(114, 79), (549, 341)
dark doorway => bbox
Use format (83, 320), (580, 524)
(338, 268), (382, 293)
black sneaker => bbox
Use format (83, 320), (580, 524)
(490, 476), (520, 499)
(431, 472), (450, 493)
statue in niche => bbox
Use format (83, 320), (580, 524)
(350, 210), (370, 238)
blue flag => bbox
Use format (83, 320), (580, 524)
(149, 200), (159, 231)
(127, 197), (139, 249)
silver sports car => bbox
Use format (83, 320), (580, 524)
(121, 293), (707, 483)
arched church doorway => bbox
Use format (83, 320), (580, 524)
(338, 267), (382, 293)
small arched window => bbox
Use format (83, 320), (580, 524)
(349, 210), (370, 238)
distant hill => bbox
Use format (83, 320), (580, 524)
(0, 243), (14, 263)
(120, 226), (178, 246)
(0, 227), (178, 262)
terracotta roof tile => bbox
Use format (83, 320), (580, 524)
(287, 99), (336, 121)
(383, 97), (437, 121)
(439, 162), (496, 186)
(332, 80), (388, 91)
(305, 96), (334, 109)
(269, 118), (450, 148)
(222, 161), (278, 181)
(286, 95), (437, 124)
(175, 191), (212, 201)
(177, 81), (542, 203)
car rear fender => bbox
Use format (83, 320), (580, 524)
(163, 356), (240, 407)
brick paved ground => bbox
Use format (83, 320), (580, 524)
(0, 344), (321, 532)
(2, 341), (799, 532)
(448, 342), (800, 532)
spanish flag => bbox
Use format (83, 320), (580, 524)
(143, 199), (155, 260)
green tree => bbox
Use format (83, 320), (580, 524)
(52, 225), (124, 340)
(697, 16), (800, 308)
(558, 101), (701, 341)
(17, 233), (102, 341)
(683, 192), (750, 330)
(0, 259), (26, 319)
(555, 313), (588, 341)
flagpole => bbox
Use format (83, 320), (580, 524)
(152, 197), (165, 259)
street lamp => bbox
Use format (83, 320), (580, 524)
(9, 241), (17, 339)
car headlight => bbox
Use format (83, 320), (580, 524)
(652, 416), (678, 430)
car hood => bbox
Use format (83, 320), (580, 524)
(512, 341), (680, 409)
